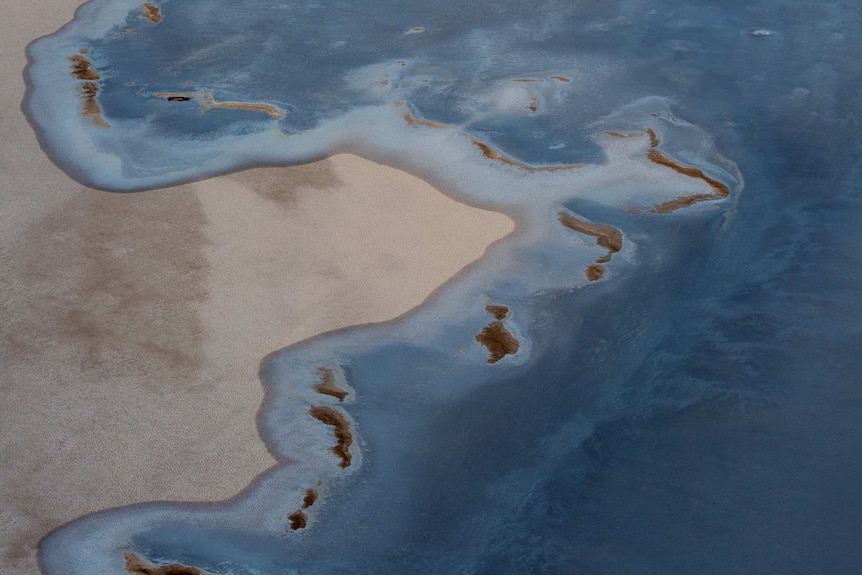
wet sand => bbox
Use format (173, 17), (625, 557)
(0, 3), (514, 573)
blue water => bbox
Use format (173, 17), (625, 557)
(27, 0), (862, 573)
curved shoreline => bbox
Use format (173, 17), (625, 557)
(3, 9), (517, 565)
(11, 3), (744, 574)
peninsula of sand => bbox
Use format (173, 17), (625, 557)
(0, 4), (514, 575)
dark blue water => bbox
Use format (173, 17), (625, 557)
(31, 0), (862, 573)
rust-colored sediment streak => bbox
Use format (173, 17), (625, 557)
(512, 78), (541, 83)
(558, 212), (622, 254)
(648, 192), (724, 214)
(68, 55), (100, 80)
(124, 552), (212, 575)
(79, 82), (110, 128)
(471, 138), (577, 173)
(302, 488), (319, 509)
(309, 406), (352, 469)
(287, 509), (308, 530)
(646, 149), (729, 196)
(402, 110), (447, 129)
(645, 127), (660, 148)
(642, 148), (731, 214)
(603, 130), (642, 139)
(68, 54), (109, 127)
(141, 3), (162, 23)
(200, 90), (284, 118)
(559, 212), (623, 282)
(550, 75), (571, 82)
(313, 367), (348, 401)
(476, 305), (519, 364)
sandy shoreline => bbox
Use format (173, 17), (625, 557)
(0, 3), (513, 574)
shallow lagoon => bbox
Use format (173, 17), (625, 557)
(27, 0), (862, 573)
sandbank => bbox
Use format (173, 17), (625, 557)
(0, 3), (514, 574)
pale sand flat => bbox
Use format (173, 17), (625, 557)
(0, 3), (514, 574)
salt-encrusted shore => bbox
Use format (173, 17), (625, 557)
(8, 2), (745, 574)
(0, 4), (514, 574)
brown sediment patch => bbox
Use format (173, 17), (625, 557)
(287, 509), (308, 530)
(550, 75), (571, 82)
(313, 367), (348, 401)
(79, 82), (110, 128)
(200, 90), (284, 118)
(124, 552), (213, 575)
(645, 127), (660, 148)
(167, 96), (191, 102)
(512, 78), (541, 83)
(68, 55), (100, 80)
(475, 305), (519, 364)
(527, 98), (538, 113)
(485, 304), (510, 321)
(402, 110), (447, 129)
(585, 263), (605, 281)
(637, 148), (731, 214)
(476, 322), (520, 364)
(559, 212), (623, 282)
(302, 488), (319, 509)
(471, 138), (578, 173)
(141, 3), (162, 23)
(285, 486), (318, 530)
(309, 406), (353, 468)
